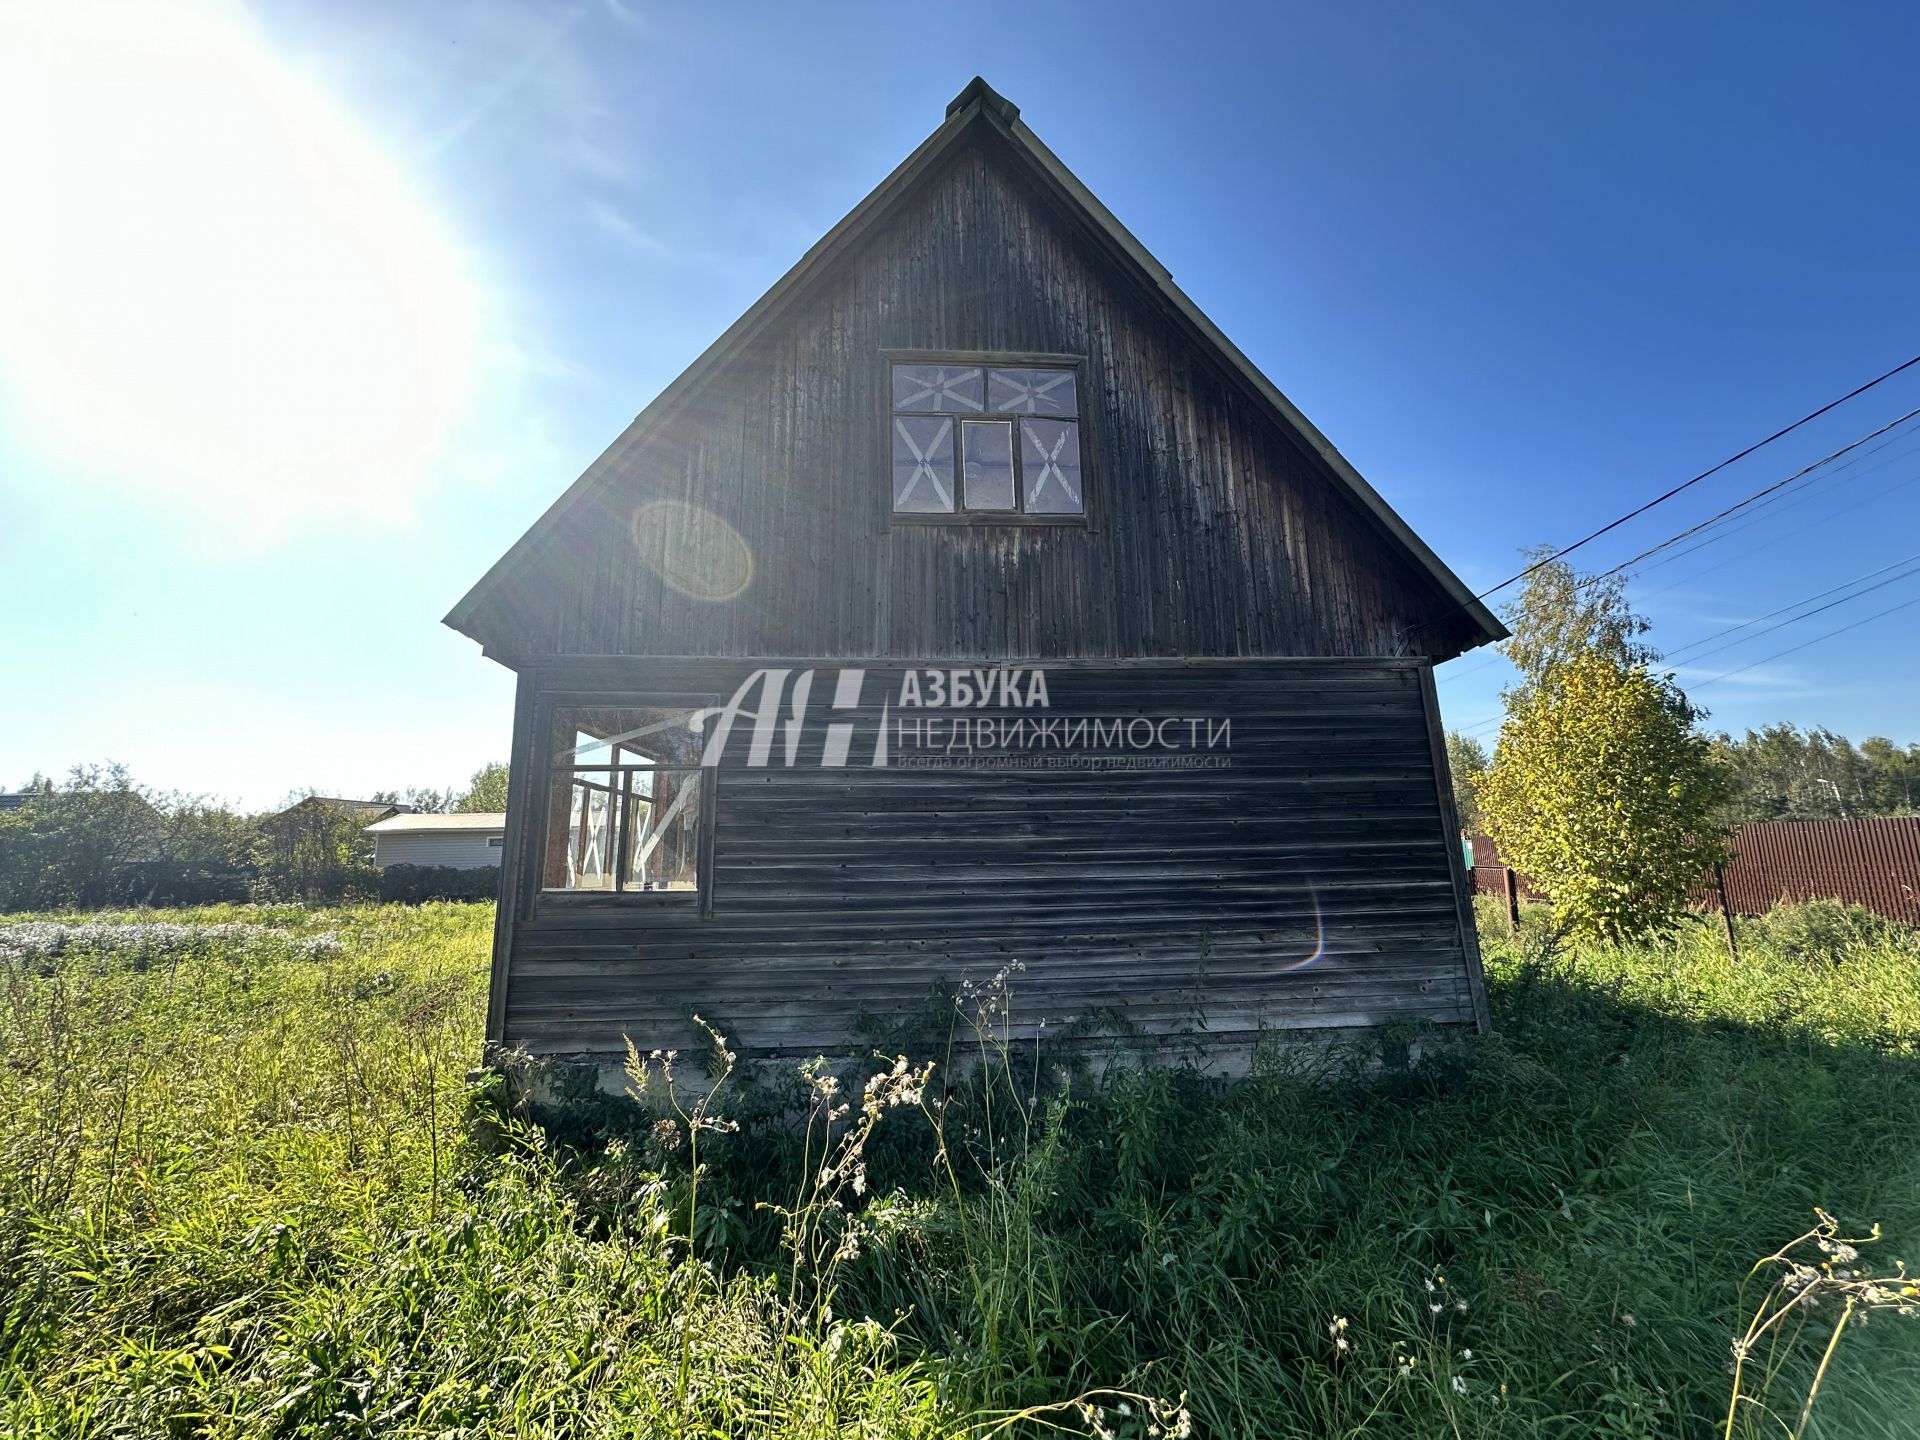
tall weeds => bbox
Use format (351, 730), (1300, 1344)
(1, 900), (1916, 1436)
(1724, 1210), (1918, 1438)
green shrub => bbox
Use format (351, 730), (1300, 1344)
(376, 862), (502, 904)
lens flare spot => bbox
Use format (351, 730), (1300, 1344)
(629, 499), (753, 602)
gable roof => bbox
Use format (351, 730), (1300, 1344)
(264, 796), (409, 824)
(446, 77), (1505, 654)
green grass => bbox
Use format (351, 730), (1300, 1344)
(1, 899), (1917, 1437)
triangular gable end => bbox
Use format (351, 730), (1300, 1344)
(446, 77), (1505, 658)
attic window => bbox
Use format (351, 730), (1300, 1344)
(890, 358), (1085, 519)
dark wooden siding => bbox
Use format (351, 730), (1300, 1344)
(496, 657), (1482, 1058)
(469, 133), (1482, 663)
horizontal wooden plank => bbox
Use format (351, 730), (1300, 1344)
(496, 655), (1478, 1057)
(522, 895), (1459, 937)
(507, 996), (1480, 1054)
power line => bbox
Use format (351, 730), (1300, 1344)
(1575, 407), (1920, 592)
(1631, 448), (1920, 594)
(1455, 710), (1505, 740)
(1415, 352), (1920, 633)
(1437, 443), (1919, 687)
(1690, 591), (1920, 691)
(1663, 552), (1920, 665)
(1446, 424), (1920, 660)
(1437, 650), (1509, 684)
(1434, 356), (1920, 726)
(1441, 437), (1920, 696)
(1451, 558), (1920, 735)
(1449, 565), (1920, 737)
(1632, 455), (1920, 605)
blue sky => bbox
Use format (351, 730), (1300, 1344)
(2, 0), (1917, 807)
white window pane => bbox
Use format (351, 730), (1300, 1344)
(961, 419), (1016, 510)
(892, 415), (955, 512)
(892, 364), (984, 413)
(1020, 419), (1084, 514)
(990, 368), (1077, 416)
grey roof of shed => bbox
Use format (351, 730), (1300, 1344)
(445, 77), (1505, 653)
(364, 812), (508, 835)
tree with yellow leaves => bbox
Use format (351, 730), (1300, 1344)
(1480, 650), (1730, 942)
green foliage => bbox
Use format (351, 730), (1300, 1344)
(0, 759), (523, 911)
(253, 795), (383, 902)
(1445, 731), (1488, 832)
(0, 765), (255, 910)
(0, 765), (158, 909)
(1481, 651), (1731, 942)
(1498, 548), (1659, 703)
(139, 797), (258, 902)
(456, 761), (511, 813)
(1713, 723), (1920, 823)
(372, 785), (456, 814)
(3, 903), (1918, 1437)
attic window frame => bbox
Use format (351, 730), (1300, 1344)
(883, 350), (1093, 529)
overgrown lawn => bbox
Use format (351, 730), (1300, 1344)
(1, 900), (1916, 1437)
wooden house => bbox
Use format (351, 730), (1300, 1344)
(446, 79), (1506, 1076)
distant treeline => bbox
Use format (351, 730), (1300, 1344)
(1455, 724), (1918, 836)
(1711, 725), (1920, 823)
(0, 762), (509, 911)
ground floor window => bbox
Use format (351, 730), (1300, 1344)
(541, 703), (706, 896)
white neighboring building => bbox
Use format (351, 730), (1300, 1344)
(365, 812), (507, 869)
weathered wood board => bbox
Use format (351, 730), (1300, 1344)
(493, 657), (1485, 1060)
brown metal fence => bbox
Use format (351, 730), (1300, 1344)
(1467, 818), (1920, 925)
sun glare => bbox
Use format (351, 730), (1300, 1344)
(0, 1), (484, 538)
